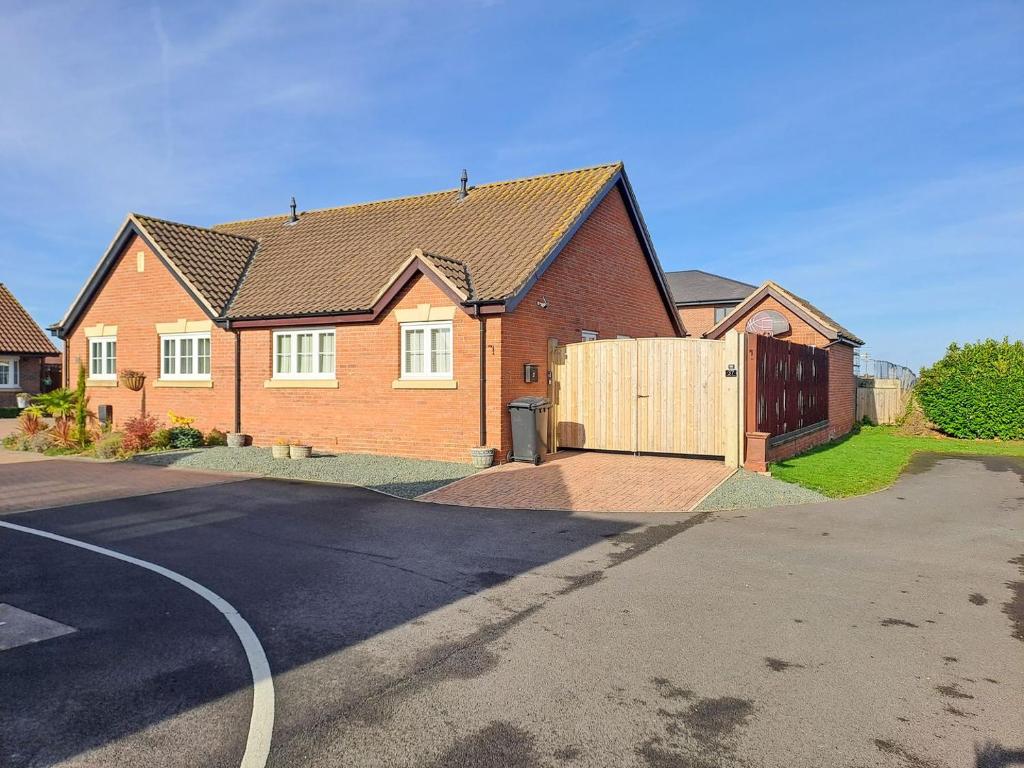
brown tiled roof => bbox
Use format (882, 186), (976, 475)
(131, 214), (257, 315)
(0, 284), (59, 355)
(772, 282), (863, 345)
(215, 163), (621, 317)
(706, 280), (863, 345)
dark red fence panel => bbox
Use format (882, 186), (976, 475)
(746, 333), (829, 439)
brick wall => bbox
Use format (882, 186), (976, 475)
(0, 356), (43, 408)
(500, 186), (679, 456)
(65, 235), (236, 430)
(677, 304), (736, 337)
(238, 274), (501, 463)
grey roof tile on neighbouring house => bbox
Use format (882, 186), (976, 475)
(0, 283), (59, 355)
(665, 269), (757, 305)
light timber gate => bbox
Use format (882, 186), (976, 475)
(548, 332), (744, 466)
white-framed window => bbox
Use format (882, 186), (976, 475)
(273, 328), (335, 379)
(581, 330), (598, 341)
(0, 357), (19, 388)
(89, 336), (117, 379)
(714, 306), (732, 324)
(160, 332), (211, 380)
(400, 321), (452, 379)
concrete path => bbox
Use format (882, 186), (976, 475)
(1, 453), (1021, 767)
(420, 450), (734, 512)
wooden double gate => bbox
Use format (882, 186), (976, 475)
(548, 334), (743, 464)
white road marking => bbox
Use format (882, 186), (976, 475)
(0, 520), (274, 768)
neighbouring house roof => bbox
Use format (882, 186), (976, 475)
(54, 163), (683, 335)
(665, 270), (757, 306)
(705, 280), (864, 346)
(0, 284), (59, 355)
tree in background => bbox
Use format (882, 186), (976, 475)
(916, 338), (1024, 440)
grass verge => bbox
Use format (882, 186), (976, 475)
(770, 425), (1024, 497)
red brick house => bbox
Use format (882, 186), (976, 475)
(666, 269), (757, 338)
(0, 284), (60, 408)
(51, 163), (682, 462)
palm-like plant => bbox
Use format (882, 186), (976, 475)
(32, 388), (76, 419)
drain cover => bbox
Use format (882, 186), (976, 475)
(0, 604), (76, 651)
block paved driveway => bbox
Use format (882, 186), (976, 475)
(1, 450), (1022, 767)
(420, 450), (734, 512)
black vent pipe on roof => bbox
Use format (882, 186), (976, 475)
(459, 169), (468, 200)
(288, 196), (298, 224)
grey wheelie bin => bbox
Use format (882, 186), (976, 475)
(507, 396), (550, 465)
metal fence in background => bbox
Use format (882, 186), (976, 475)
(854, 352), (917, 389)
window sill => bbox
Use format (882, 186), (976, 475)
(264, 379), (339, 389)
(86, 379), (118, 388)
(392, 379), (457, 390)
(154, 379), (213, 388)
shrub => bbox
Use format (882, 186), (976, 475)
(205, 428), (227, 447)
(74, 362), (89, 446)
(0, 407), (21, 418)
(2, 433), (20, 449)
(49, 418), (77, 449)
(33, 388), (76, 419)
(168, 411), (197, 428)
(18, 410), (45, 436)
(916, 338), (1024, 439)
(122, 414), (162, 453)
(93, 432), (124, 459)
(151, 428), (173, 450)
(169, 426), (204, 449)
(27, 433), (54, 453)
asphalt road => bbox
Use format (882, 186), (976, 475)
(1, 454), (1021, 767)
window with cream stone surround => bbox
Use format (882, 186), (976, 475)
(264, 327), (338, 388)
(392, 303), (457, 389)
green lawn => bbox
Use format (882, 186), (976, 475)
(770, 425), (1024, 498)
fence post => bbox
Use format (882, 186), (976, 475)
(723, 330), (743, 468)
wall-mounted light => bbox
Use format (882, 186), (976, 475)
(537, 296), (548, 309)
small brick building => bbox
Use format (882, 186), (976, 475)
(52, 164), (683, 462)
(0, 284), (60, 408)
(665, 270), (863, 462)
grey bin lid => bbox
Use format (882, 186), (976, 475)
(508, 396), (550, 410)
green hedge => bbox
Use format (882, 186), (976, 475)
(0, 407), (21, 419)
(916, 338), (1024, 439)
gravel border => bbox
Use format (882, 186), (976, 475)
(131, 447), (479, 499)
(694, 469), (827, 511)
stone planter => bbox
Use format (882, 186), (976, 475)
(289, 444), (312, 459)
(271, 444), (290, 459)
(470, 447), (495, 469)
(226, 432), (248, 448)
(15, 393), (31, 409)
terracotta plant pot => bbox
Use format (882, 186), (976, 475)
(289, 444), (312, 459)
(226, 432), (247, 448)
(271, 444), (290, 459)
(470, 447), (495, 469)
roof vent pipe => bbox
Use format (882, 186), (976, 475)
(288, 196), (298, 224)
(459, 169), (468, 200)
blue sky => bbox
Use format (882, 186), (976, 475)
(1, 1), (1021, 371)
